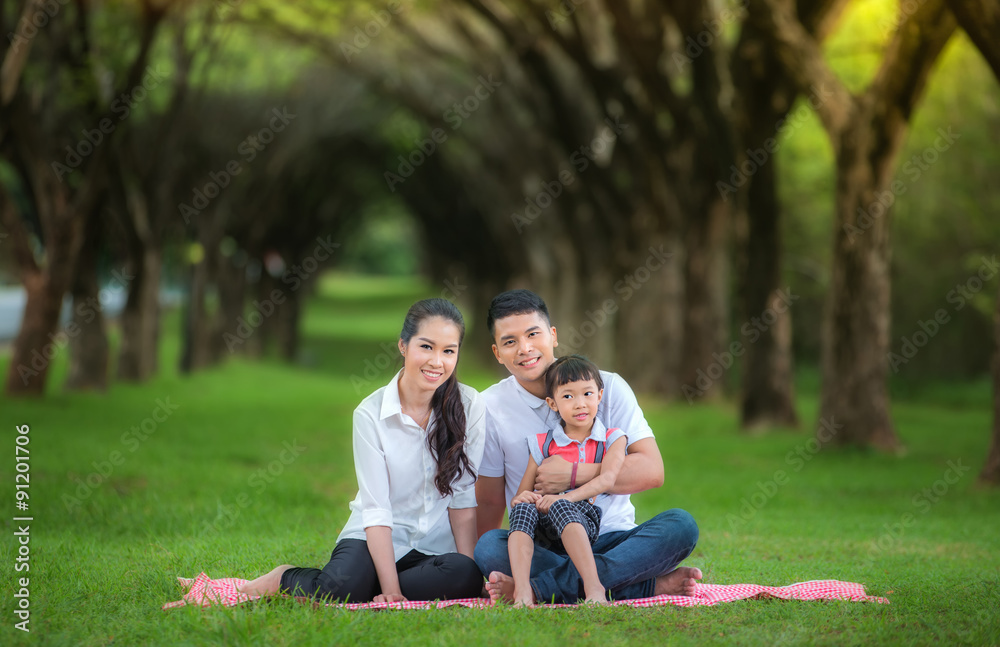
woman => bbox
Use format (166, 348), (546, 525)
(240, 298), (485, 602)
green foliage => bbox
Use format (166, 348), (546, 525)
(0, 276), (997, 646)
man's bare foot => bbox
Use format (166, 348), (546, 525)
(238, 564), (293, 597)
(485, 571), (526, 605)
(654, 566), (702, 597)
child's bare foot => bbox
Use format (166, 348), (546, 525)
(485, 571), (521, 605)
(654, 566), (702, 597)
(238, 565), (293, 596)
(583, 587), (608, 605)
(512, 587), (536, 608)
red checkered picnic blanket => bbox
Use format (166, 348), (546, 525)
(162, 572), (889, 610)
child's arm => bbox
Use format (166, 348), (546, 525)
(510, 457), (542, 506)
(553, 436), (627, 504)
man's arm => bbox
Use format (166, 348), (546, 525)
(475, 476), (506, 538)
(534, 437), (664, 495)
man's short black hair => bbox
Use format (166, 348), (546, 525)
(486, 289), (551, 340)
(544, 354), (604, 399)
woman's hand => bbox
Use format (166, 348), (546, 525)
(373, 592), (408, 604)
(535, 493), (566, 513)
(511, 490), (541, 506)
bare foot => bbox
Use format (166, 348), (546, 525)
(238, 564), (293, 597)
(654, 566), (702, 597)
(512, 587), (536, 608)
(485, 571), (525, 605)
(583, 588), (608, 605)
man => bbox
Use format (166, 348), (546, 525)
(474, 289), (702, 604)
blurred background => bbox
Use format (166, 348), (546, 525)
(0, 0), (998, 475)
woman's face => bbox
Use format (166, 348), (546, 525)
(398, 316), (462, 392)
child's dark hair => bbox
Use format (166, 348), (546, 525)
(400, 298), (473, 497)
(544, 354), (604, 399)
(486, 289), (551, 340)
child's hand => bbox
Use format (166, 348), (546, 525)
(535, 494), (566, 513)
(512, 490), (541, 506)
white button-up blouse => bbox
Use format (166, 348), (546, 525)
(337, 370), (485, 561)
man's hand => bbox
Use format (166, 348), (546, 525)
(534, 455), (574, 494)
(373, 592), (408, 604)
(511, 490), (541, 506)
(536, 493), (567, 513)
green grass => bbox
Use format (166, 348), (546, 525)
(1, 274), (998, 646)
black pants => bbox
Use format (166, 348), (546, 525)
(279, 539), (483, 602)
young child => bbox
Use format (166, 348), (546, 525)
(506, 355), (627, 606)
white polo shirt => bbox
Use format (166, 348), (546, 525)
(479, 371), (654, 533)
(338, 370), (486, 561)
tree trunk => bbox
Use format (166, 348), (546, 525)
(275, 279), (302, 362)
(679, 196), (730, 401)
(740, 136), (799, 429)
(65, 211), (109, 392)
(211, 254), (247, 363)
(179, 256), (213, 374)
(4, 274), (67, 395)
(117, 247), (161, 381)
(980, 282), (1000, 485)
(818, 131), (898, 449)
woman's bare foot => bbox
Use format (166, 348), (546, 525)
(485, 571), (525, 605)
(238, 564), (293, 596)
(654, 566), (702, 597)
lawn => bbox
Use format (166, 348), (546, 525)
(1, 274), (998, 646)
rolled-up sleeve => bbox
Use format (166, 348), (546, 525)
(353, 407), (393, 528)
(449, 390), (486, 509)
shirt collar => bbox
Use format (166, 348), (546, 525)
(512, 377), (548, 410)
(551, 418), (608, 446)
(379, 369), (405, 420)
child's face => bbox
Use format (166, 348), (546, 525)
(546, 378), (603, 433)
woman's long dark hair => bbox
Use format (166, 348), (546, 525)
(400, 298), (474, 497)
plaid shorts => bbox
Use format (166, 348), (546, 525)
(508, 499), (602, 548)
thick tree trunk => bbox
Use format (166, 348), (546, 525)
(4, 273), (67, 395)
(211, 255), (246, 363)
(65, 212), (109, 392)
(980, 283), (1000, 485)
(179, 257), (213, 373)
(616, 232), (685, 397)
(818, 133), (898, 450)
(117, 247), (161, 381)
(679, 196), (730, 401)
(740, 139), (799, 429)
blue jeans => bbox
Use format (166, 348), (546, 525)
(474, 508), (698, 603)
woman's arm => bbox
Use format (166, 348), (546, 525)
(365, 526), (406, 602)
(449, 507), (477, 559)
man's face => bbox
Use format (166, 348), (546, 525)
(491, 312), (558, 386)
